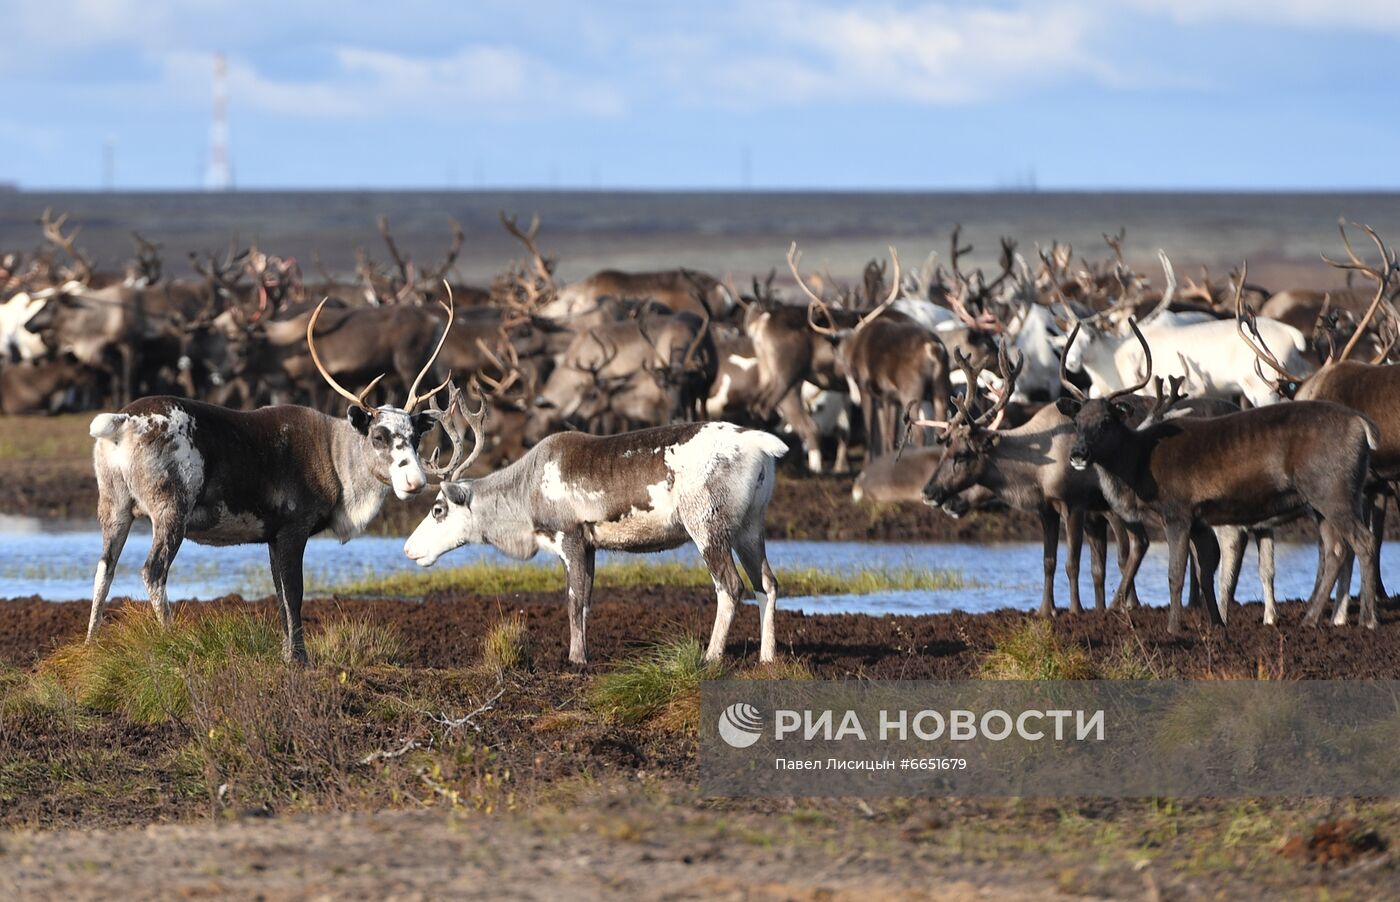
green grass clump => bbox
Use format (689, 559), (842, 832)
(481, 612), (531, 675)
(307, 616), (404, 670)
(978, 619), (1095, 681)
(334, 559), (966, 598)
(42, 609), (283, 724)
(588, 637), (725, 729)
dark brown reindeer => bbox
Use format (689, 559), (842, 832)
(1058, 319), (1383, 634)
(790, 243), (952, 458)
(85, 294), (457, 662)
(1242, 227), (1400, 613)
(405, 408), (790, 664)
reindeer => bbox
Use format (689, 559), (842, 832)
(405, 408), (790, 664)
(916, 343), (1142, 615)
(1241, 225), (1400, 613)
(705, 330), (852, 472)
(84, 294), (457, 662)
(1058, 319), (1383, 634)
(790, 243), (952, 458)
(548, 268), (734, 320)
(1061, 252), (1311, 406)
(526, 312), (711, 441)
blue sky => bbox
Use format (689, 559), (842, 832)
(2, 0), (1393, 190)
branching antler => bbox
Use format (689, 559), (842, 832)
(1322, 220), (1399, 363)
(424, 381), (489, 482)
(39, 209), (94, 283)
(1233, 260), (1305, 384)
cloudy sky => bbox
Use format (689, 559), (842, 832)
(2, 1), (1391, 190)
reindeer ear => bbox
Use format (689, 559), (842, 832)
(1055, 398), (1081, 417)
(410, 411), (437, 441)
(443, 482), (470, 507)
(348, 406), (373, 435)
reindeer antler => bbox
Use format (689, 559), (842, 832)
(404, 282), (456, 412)
(423, 380), (490, 482)
(307, 298), (386, 412)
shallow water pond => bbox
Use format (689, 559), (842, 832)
(4, 515), (1396, 616)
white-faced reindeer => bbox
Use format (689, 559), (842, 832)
(405, 405), (790, 664)
(86, 294), (458, 662)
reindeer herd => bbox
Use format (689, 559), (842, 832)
(8, 206), (1400, 659)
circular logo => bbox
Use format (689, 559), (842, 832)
(717, 702), (764, 748)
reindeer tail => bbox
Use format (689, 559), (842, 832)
(743, 429), (791, 459)
(89, 413), (129, 441)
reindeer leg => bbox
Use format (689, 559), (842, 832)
(1086, 513), (1108, 612)
(1258, 530), (1278, 626)
(142, 505), (189, 629)
(833, 403), (851, 474)
(1115, 522), (1148, 611)
(271, 530), (310, 663)
(1215, 527), (1246, 625)
(1305, 520), (1347, 627)
(88, 492), (135, 641)
(1190, 523), (1223, 627)
(736, 526), (778, 664)
(1368, 490), (1388, 603)
(702, 536), (745, 662)
(1331, 512), (1380, 630)
(1038, 505), (1059, 618)
(1064, 507), (1085, 615)
(1164, 520), (1192, 636)
(267, 541), (291, 649)
(558, 534), (594, 665)
(776, 391), (822, 474)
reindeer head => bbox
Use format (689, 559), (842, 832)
(308, 289), (457, 499)
(918, 345), (1021, 511)
(404, 386), (490, 566)
(1056, 320), (1153, 471)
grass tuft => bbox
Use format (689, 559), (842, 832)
(735, 658), (816, 681)
(480, 612), (531, 675)
(41, 608), (283, 724)
(978, 619), (1095, 681)
(308, 616), (404, 670)
(334, 559), (966, 598)
(588, 637), (725, 729)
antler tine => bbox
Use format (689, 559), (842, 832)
(788, 242), (842, 337)
(1059, 322), (1089, 402)
(1142, 374), (1188, 426)
(973, 341), (1022, 428)
(404, 282), (456, 412)
(1327, 223), (1398, 363)
(1106, 319), (1153, 400)
(682, 306), (710, 369)
(1231, 260), (1297, 381)
(853, 246), (902, 330)
(1103, 228), (1126, 265)
(307, 297), (383, 411)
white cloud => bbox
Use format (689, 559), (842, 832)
(154, 45), (626, 121)
(648, 1), (1118, 109)
(1128, 0), (1400, 31)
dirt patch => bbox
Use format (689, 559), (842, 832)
(8, 591), (1400, 678)
(1281, 819), (1389, 869)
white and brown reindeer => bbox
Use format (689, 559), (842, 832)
(404, 402), (790, 664)
(85, 293), (458, 662)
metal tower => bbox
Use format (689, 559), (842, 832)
(205, 52), (232, 191)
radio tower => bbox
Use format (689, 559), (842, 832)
(205, 52), (232, 191)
